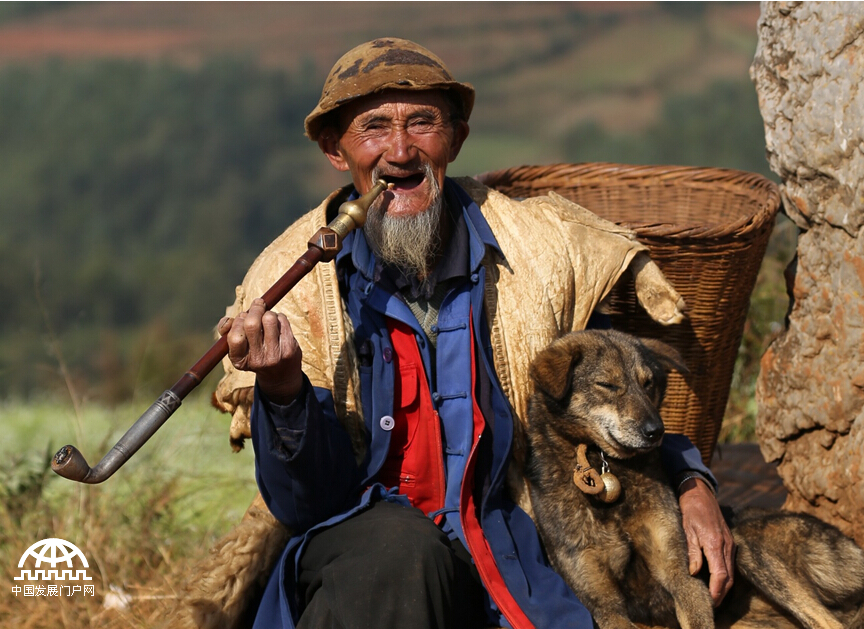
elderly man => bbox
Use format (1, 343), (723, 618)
(216, 38), (734, 629)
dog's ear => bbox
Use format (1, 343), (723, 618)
(530, 340), (581, 401)
(638, 338), (690, 375)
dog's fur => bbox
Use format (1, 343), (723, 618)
(525, 330), (864, 629)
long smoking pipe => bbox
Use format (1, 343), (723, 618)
(52, 180), (390, 484)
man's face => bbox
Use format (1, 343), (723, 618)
(318, 89), (469, 218)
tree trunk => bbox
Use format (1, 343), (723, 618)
(752, 1), (864, 546)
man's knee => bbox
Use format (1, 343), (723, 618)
(344, 501), (454, 579)
(371, 505), (456, 581)
(300, 501), (456, 588)
(298, 501), (463, 629)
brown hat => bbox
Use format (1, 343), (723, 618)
(304, 38), (475, 141)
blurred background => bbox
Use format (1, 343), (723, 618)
(0, 3), (794, 627)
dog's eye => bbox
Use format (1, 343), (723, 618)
(643, 377), (653, 390)
(595, 382), (619, 392)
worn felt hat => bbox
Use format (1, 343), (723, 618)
(304, 38), (475, 141)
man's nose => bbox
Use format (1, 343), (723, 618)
(383, 126), (417, 164)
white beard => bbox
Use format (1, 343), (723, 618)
(364, 163), (443, 281)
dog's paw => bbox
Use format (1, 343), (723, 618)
(630, 253), (686, 326)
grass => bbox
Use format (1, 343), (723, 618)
(0, 392), (257, 628)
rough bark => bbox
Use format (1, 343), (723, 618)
(752, 1), (864, 546)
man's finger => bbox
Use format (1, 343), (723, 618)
(684, 527), (703, 576)
(217, 316), (234, 336)
(226, 312), (249, 368)
(261, 310), (282, 362)
(704, 542), (734, 606)
(243, 301), (266, 362)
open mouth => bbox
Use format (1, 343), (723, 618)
(379, 172), (425, 191)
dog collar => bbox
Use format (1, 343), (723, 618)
(573, 443), (622, 504)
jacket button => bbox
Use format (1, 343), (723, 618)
(380, 415), (395, 431)
(383, 347), (393, 363)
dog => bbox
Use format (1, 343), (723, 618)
(524, 329), (864, 629)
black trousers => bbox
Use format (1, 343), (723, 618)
(296, 500), (488, 629)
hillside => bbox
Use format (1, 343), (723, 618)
(0, 1), (784, 409)
(0, 1), (761, 171)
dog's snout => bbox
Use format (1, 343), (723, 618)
(641, 421), (665, 442)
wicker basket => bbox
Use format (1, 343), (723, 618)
(476, 163), (782, 465)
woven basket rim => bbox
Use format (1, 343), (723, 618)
(475, 162), (782, 241)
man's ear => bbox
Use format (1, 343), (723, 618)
(530, 340), (580, 402)
(448, 120), (470, 163)
(318, 128), (350, 172)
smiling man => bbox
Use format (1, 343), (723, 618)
(320, 89), (469, 289)
(215, 38), (734, 629)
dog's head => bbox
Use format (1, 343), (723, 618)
(528, 330), (688, 458)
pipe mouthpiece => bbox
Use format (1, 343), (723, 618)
(328, 179), (390, 238)
(340, 179), (389, 228)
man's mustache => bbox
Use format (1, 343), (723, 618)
(370, 162), (435, 211)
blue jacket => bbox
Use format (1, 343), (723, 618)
(248, 179), (713, 628)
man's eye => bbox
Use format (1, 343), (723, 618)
(408, 119), (436, 133)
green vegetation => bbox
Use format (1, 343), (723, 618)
(0, 59), (321, 400)
(0, 394), (256, 628)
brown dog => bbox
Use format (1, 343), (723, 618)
(524, 330), (864, 629)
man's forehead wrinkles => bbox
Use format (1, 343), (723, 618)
(354, 105), (440, 125)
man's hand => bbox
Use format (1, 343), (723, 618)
(678, 477), (735, 606)
(218, 298), (304, 405)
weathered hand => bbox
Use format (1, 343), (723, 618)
(679, 477), (736, 606)
(218, 298), (304, 405)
